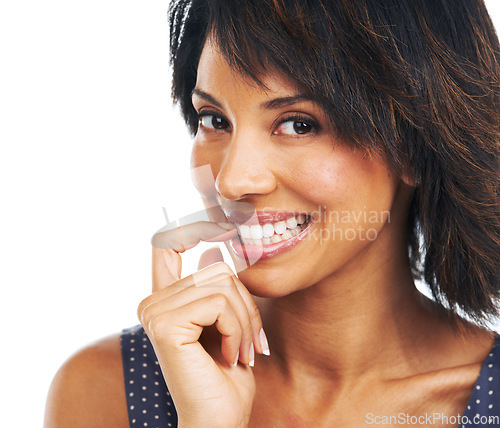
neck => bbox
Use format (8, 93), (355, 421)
(258, 228), (447, 388)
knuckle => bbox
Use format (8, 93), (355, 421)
(208, 272), (233, 288)
(138, 301), (156, 327)
(209, 293), (230, 312)
(137, 296), (151, 322)
(148, 314), (170, 338)
(226, 320), (242, 337)
(211, 261), (234, 276)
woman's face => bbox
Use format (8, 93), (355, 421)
(191, 37), (408, 297)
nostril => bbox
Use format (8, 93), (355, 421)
(217, 176), (278, 201)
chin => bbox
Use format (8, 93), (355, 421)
(235, 265), (308, 298)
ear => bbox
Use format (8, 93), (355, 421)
(400, 170), (420, 188)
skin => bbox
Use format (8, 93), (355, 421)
(44, 37), (496, 427)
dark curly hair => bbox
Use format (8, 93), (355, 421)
(168, 0), (500, 326)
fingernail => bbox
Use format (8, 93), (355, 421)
(217, 222), (236, 230)
(233, 350), (239, 367)
(249, 343), (255, 367)
(259, 328), (270, 356)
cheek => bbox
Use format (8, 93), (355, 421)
(190, 143), (221, 200)
(190, 143), (229, 224)
(286, 152), (352, 206)
(287, 150), (397, 214)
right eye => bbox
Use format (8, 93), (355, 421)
(197, 113), (231, 131)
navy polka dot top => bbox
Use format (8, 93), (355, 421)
(121, 325), (178, 427)
(121, 325), (500, 427)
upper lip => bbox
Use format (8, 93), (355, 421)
(224, 210), (307, 225)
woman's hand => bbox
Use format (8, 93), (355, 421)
(137, 222), (269, 428)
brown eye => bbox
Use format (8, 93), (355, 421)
(274, 117), (317, 136)
(199, 115), (230, 130)
(293, 121), (312, 134)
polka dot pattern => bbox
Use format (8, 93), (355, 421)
(121, 325), (178, 427)
(122, 327), (499, 427)
(462, 335), (500, 426)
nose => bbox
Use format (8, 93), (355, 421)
(215, 129), (277, 200)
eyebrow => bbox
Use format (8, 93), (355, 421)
(191, 89), (223, 108)
(261, 95), (316, 110)
(191, 88), (316, 110)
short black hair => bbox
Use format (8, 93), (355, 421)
(168, 0), (500, 326)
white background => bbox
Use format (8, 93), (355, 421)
(0, 1), (498, 426)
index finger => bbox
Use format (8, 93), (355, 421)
(151, 221), (237, 291)
(151, 221), (236, 251)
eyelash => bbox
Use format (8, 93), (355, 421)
(274, 115), (320, 136)
(196, 110), (229, 131)
(195, 111), (320, 136)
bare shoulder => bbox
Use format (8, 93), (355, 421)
(44, 333), (129, 428)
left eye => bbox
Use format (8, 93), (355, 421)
(274, 119), (315, 136)
(198, 114), (230, 130)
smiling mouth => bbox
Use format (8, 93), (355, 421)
(234, 213), (311, 245)
(222, 207), (314, 261)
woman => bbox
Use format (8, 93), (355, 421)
(45, 0), (500, 426)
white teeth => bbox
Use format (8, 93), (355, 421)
(285, 217), (298, 229)
(273, 221), (287, 235)
(236, 214), (309, 245)
(239, 225), (251, 239)
(262, 223), (275, 238)
(250, 224), (264, 240)
(270, 234), (282, 243)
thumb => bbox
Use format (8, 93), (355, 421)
(197, 247), (224, 270)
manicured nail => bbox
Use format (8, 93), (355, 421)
(233, 350), (239, 367)
(217, 222), (236, 230)
(259, 328), (270, 356)
(249, 343), (255, 367)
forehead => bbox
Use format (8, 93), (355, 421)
(195, 36), (302, 99)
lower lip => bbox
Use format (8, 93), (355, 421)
(228, 220), (313, 261)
